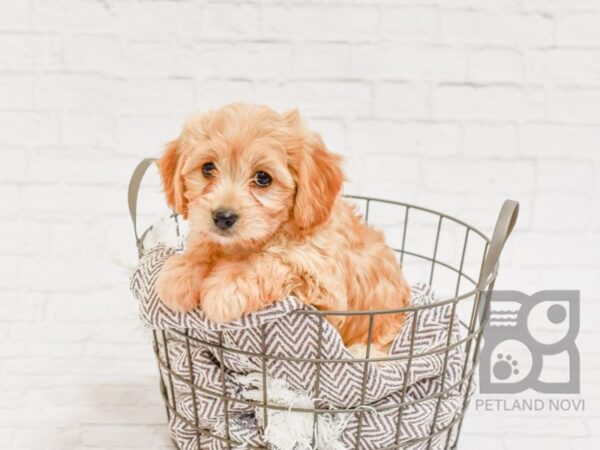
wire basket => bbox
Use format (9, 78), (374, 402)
(128, 159), (519, 450)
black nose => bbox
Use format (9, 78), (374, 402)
(212, 209), (239, 230)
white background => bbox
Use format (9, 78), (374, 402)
(1, 0), (599, 449)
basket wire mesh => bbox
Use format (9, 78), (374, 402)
(128, 159), (518, 450)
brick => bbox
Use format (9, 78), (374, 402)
(0, 292), (44, 322)
(60, 109), (116, 146)
(0, 428), (12, 448)
(549, 88), (600, 123)
(0, 185), (19, 219)
(349, 120), (461, 156)
(36, 75), (195, 114)
(351, 179), (420, 203)
(589, 199), (600, 233)
(76, 405), (168, 425)
(196, 42), (292, 79)
(521, 0), (600, 12)
(285, 81), (371, 117)
(34, 0), (197, 37)
(442, 11), (554, 46)
(46, 385), (151, 407)
(0, 149), (27, 182)
(22, 256), (117, 291)
(0, 255), (21, 289)
(520, 123), (600, 158)
(47, 223), (109, 256)
(194, 79), (255, 110)
(7, 324), (95, 343)
(202, 2), (260, 37)
(22, 185), (124, 217)
(292, 43), (350, 79)
(251, 82), (291, 111)
(0, 221), (49, 255)
(468, 48), (523, 83)
(538, 160), (595, 193)
(81, 425), (157, 446)
(13, 428), (80, 447)
(26, 342), (85, 358)
(512, 232), (600, 266)
(121, 39), (192, 77)
(525, 49), (600, 84)
(433, 85), (545, 120)
(458, 435), (504, 450)
(35, 74), (121, 109)
(263, 5), (378, 40)
(119, 78), (196, 114)
(0, 110), (59, 147)
(381, 6), (439, 41)
(0, 0), (30, 30)
(305, 118), (346, 155)
(352, 44), (467, 82)
(85, 343), (153, 360)
(32, 0), (115, 32)
(4, 357), (121, 376)
(0, 33), (61, 71)
(0, 75), (34, 108)
(423, 159), (536, 194)
(541, 268), (600, 299)
(557, 13), (600, 46)
(28, 152), (138, 185)
(531, 193), (589, 231)
(116, 1), (198, 38)
(46, 291), (117, 323)
(440, 0), (523, 11)
(361, 156), (420, 183)
(116, 113), (183, 154)
(463, 124), (518, 157)
(373, 82), (429, 119)
(63, 34), (121, 72)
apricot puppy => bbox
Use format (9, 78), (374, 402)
(155, 103), (410, 352)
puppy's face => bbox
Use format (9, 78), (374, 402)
(158, 103), (343, 251)
(181, 128), (296, 248)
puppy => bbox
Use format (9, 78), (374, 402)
(155, 103), (410, 354)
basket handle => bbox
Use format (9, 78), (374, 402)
(128, 158), (158, 256)
(477, 199), (519, 289)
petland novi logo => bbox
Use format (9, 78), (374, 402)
(479, 290), (580, 394)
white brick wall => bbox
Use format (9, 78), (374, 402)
(1, 1), (598, 449)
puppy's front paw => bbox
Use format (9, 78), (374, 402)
(200, 276), (249, 323)
(156, 254), (204, 313)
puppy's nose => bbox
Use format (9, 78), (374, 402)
(212, 209), (239, 230)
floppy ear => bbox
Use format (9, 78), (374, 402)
(158, 140), (188, 218)
(290, 131), (344, 234)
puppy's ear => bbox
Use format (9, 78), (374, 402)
(291, 131), (344, 234)
(158, 140), (188, 218)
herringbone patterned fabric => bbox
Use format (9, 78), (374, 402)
(131, 245), (471, 449)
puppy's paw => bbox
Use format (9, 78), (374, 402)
(200, 276), (250, 323)
(156, 254), (204, 313)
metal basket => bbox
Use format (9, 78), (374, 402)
(128, 159), (519, 450)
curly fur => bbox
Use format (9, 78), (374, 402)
(155, 103), (410, 352)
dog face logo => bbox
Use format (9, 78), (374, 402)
(479, 291), (580, 394)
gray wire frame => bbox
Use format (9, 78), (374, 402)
(128, 159), (519, 450)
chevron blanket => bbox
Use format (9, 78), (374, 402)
(130, 243), (469, 450)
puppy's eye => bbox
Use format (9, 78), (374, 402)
(254, 171), (272, 187)
(202, 162), (216, 178)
